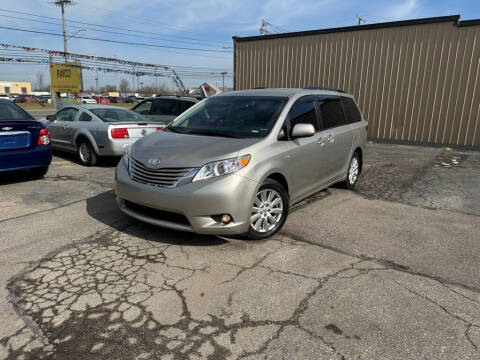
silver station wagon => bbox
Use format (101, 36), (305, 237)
(115, 88), (367, 239)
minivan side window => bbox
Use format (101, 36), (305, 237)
(134, 100), (153, 115)
(287, 97), (319, 132)
(341, 97), (362, 123)
(317, 99), (346, 129)
(152, 99), (177, 116)
(177, 100), (195, 114)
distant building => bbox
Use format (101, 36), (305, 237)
(0, 81), (32, 95)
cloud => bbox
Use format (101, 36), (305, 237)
(389, 0), (419, 19)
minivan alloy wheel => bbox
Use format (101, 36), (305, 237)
(348, 156), (359, 185)
(250, 189), (283, 233)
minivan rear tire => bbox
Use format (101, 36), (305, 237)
(246, 179), (289, 240)
(340, 152), (360, 190)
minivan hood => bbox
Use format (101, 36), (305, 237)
(131, 130), (260, 168)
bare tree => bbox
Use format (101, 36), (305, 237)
(104, 84), (117, 92)
(35, 72), (44, 91)
(119, 79), (129, 97)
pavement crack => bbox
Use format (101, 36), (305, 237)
(281, 230), (480, 295)
(391, 278), (479, 352)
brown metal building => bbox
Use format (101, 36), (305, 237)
(233, 16), (480, 148)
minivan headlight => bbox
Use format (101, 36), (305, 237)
(193, 155), (251, 182)
(123, 145), (132, 174)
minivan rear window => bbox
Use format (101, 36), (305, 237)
(342, 97), (362, 123)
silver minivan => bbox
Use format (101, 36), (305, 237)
(114, 88), (367, 239)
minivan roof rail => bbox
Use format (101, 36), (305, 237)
(304, 86), (345, 93)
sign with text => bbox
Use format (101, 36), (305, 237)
(50, 62), (83, 92)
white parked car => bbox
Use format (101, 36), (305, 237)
(80, 95), (97, 104)
(0, 94), (10, 101)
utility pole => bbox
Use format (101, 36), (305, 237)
(95, 68), (99, 94)
(52, 1), (75, 62)
(132, 65), (136, 95)
(113, 54), (118, 91)
(49, 54), (57, 109)
(220, 71), (227, 92)
(259, 19), (271, 35)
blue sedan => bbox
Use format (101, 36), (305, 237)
(0, 100), (52, 176)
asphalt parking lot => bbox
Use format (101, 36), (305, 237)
(0, 143), (479, 360)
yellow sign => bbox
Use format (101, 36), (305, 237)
(50, 62), (83, 92)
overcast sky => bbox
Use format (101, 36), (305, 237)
(1, 0), (480, 90)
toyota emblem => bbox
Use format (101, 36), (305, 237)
(141, 129), (147, 136)
(147, 159), (162, 169)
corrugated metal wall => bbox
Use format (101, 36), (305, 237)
(234, 19), (480, 148)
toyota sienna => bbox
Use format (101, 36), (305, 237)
(114, 88), (367, 239)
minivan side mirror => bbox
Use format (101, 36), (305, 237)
(46, 114), (56, 122)
(291, 123), (315, 138)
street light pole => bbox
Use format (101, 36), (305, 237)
(220, 71), (227, 92)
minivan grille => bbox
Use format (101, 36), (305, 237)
(130, 158), (194, 187)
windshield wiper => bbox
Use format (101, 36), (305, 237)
(186, 130), (240, 138)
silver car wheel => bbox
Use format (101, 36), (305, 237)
(250, 189), (283, 233)
(348, 156), (359, 185)
(79, 143), (90, 163)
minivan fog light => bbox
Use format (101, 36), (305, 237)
(193, 155), (250, 182)
(212, 214), (233, 224)
(221, 214), (232, 224)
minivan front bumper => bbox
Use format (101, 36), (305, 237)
(114, 159), (258, 235)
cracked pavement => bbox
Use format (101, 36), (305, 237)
(0, 144), (479, 359)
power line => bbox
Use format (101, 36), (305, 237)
(0, 44), (232, 76)
(0, 8), (224, 46)
(0, 25), (233, 53)
(0, 14), (228, 49)
(0, 46), (232, 71)
(77, 1), (204, 37)
(0, 59), (233, 78)
(0, 52), (230, 71)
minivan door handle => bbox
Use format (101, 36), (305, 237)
(327, 134), (334, 143)
(318, 137), (327, 146)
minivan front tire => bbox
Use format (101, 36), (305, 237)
(246, 179), (289, 240)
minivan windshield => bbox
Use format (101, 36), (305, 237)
(167, 96), (288, 138)
(90, 108), (145, 122)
